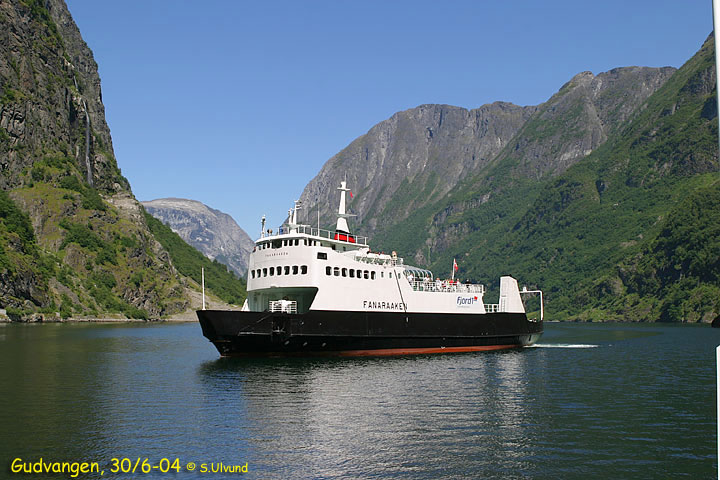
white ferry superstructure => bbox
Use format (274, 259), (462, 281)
(197, 180), (543, 356)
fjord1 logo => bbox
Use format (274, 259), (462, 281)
(456, 296), (478, 307)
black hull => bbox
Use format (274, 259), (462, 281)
(197, 309), (543, 357)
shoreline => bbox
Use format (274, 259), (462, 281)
(0, 312), (200, 324)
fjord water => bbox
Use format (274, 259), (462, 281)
(0, 322), (716, 479)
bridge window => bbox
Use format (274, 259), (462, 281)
(371, 271), (376, 280)
(284, 266), (290, 275)
(293, 265), (299, 275)
(356, 269), (362, 279)
(301, 265), (307, 274)
(326, 266), (331, 276)
(349, 269), (355, 278)
(342, 268), (347, 277)
(334, 267), (340, 276)
(295, 239), (299, 246)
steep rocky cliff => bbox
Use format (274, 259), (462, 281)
(298, 66), (675, 240)
(298, 102), (536, 233)
(142, 198), (254, 277)
(0, 0), (245, 319)
(495, 66), (677, 180)
(0, 0), (127, 192)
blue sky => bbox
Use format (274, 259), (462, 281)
(65, 0), (712, 236)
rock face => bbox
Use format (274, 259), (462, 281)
(501, 66), (677, 179)
(0, 0), (128, 192)
(298, 102), (536, 233)
(142, 198), (254, 277)
(298, 66), (676, 237)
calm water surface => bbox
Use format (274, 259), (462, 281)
(0, 321), (717, 479)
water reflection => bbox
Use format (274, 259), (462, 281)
(197, 351), (540, 478)
(0, 324), (111, 464)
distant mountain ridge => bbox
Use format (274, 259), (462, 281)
(142, 198), (253, 277)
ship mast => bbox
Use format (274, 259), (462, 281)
(287, 200), (303, 233)
(335, 180), (355, 234)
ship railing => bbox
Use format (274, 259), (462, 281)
(269, 300), (297, 314)
(409, 280), (485, 294)
(271, 225), (368, 245)
(354, 255), (403, 266)
(484, 304), (500, 313)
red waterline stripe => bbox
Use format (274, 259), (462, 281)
(336, 344), (519, 357)
(221, 344), (521, 358)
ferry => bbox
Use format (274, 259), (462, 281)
(197, 181), (543, 356)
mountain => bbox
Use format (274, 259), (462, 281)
(297, 35), (718, 322)
(142, 198), (254, 277)
(296, 102), (536, 232)
(0, 0), (246, 320)
(298, 67), (675, 239)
